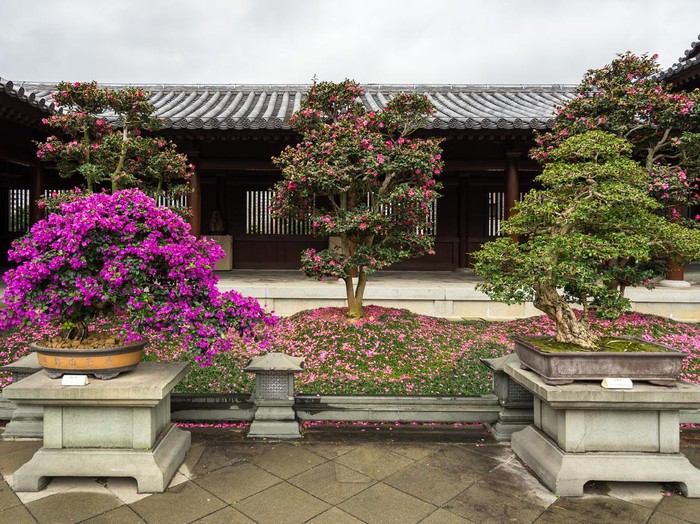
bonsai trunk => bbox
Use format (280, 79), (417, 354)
(533, 282), (599, 349)
(111, 124), (129, 193)
(345, 269), (368, 319)
(62, 319), (89, 342)
(83, 126), (93, 193)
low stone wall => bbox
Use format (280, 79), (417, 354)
(221, 281), (700, 322)
(170, 392), (699, 425)
(171, 393), (501, 424)
(294, 395), (500, 423)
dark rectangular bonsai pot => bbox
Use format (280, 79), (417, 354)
(514, 336), (686, 386)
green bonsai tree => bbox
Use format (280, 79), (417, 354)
(36, 81), (193, 209)
(474, 131), (700, 348)
(532, 53), (700, 277)
(270, 80), (444, 318)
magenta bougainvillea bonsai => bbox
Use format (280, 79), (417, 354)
(3, 189), (275, 365)
(36, 81), (193, 209)
(270, 80), (444, 318)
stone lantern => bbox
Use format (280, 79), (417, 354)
(481, 353), (534, 441)
(244, 353), (305, 439)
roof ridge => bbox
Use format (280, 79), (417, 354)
(2, 76), (576, 130)
(8, 80), (577, 91)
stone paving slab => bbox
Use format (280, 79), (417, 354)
(24, 490), (123, 523)
(338, 482), (436, 524)
(234, 482), (331, 523)
(287, 461), (375, 505)
(0, 425), (699, 523)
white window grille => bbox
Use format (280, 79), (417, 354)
(9, 189), (30, 233)
(488, 191), (525, 237)
(246, 190), (312, 235)
(246, 190), (437, 236)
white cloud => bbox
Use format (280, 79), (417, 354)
(0, 0), (698, 85)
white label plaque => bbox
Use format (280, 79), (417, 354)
(61, 375), (89, 386)
(601, 377), (633, 389)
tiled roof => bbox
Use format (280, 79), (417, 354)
(0, 78), (56, 113)
(659, 34), (700, 82)
(2, 80), (576, 130)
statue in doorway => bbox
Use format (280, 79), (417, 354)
(208, 209), (226, 235)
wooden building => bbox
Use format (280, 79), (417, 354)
(1, 37), (699, 271)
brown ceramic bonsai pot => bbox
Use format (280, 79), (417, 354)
(31, 338), (146, 380)
(514, 336), (686, 386)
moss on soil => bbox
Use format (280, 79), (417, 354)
(523, 336), (667, 353)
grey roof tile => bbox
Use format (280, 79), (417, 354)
(0, 77), (55, 113)
(659, 33), (700, 81)
(1, 80), (576, 130)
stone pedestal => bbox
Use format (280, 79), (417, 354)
(1, 353), (43, 439)
(3, 362), (190, 493)
(482, 354), (534, 441)
(205, 235), (233, 270)
(505, 364), (700, 497)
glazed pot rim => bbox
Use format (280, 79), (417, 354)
(513, 335), (684, 356)
(29, 337), (147, 355)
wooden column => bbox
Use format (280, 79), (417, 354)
(458, 176), (469, 268)
(188, 170), (202, 238)
(504, 152), (520, 220)
(668, 205), (686, 280)
(667, 258), (685, 281)
(30, 165), (45, 225)
(505, 152), (521, 241)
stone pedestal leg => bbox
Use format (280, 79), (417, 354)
(512, 426), (700, 497)
(12, 424), (191, 493)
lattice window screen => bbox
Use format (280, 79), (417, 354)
(157, 192), (188, 210)
(9, 189), (30, 233)
(246, 190), (312, 235)
(369, 195), (437, 236)
(246, 190), (437, 236)
(488, 191), (525, 237)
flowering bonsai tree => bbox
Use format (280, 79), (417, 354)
(36, 81), (193, 208)
(532, 53), (700, 275)
(474, 131), (700, 348)
(3, 189), (275, 365)
(270, 80), (444, 318)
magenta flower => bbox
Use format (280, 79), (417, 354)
(3, 189), (275, 365)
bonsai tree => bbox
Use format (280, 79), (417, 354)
(270, 80), (444, 318)
(473, 131), (700, 348)
(2, 189), (275, 365)
(532, 53), (700, 276)
(36, 81), (193, 208)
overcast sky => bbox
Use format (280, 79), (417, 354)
(1, 0), (699, 86)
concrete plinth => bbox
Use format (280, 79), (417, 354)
(2, 405), (43, 439)
(483, 354), (534, 442)
(248, 400), (301, 439)
(1, 352), (43, 439)
(3, 362), (190, 493)
(11, 423), (190, 493)
(505, 364), (700, 497)
(513, 426), (700, 497)
(489, 408), (534, 442)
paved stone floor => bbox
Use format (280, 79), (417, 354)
(1, 424), (699, 523)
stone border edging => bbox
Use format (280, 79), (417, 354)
(170, 393), (501, 423)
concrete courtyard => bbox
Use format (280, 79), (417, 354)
(1, 424), (699, 523)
